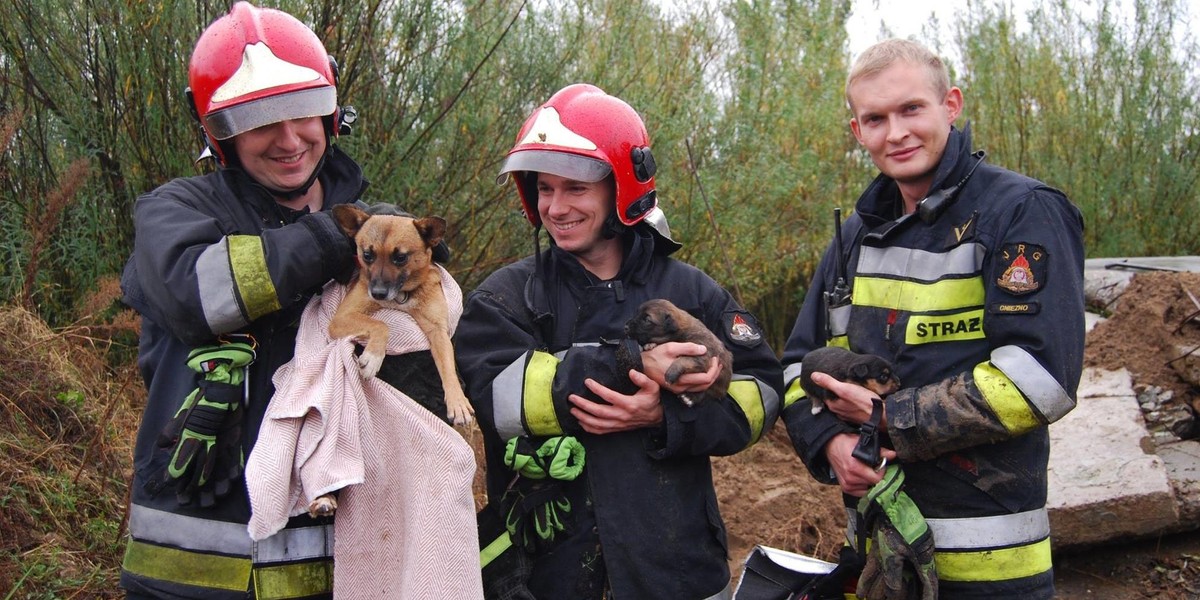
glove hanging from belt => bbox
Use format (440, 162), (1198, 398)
(856, 464), (938, 600)
(500, 436), (585, 554)
(156, 336), (256, 507)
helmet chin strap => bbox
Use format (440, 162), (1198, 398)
(601, 211), (626, 239)
(268, 149), (328, 201)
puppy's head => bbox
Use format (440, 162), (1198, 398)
(848, 355), (902, 397)
(625, 299), (684, 345)
(332, 204), (446, 302)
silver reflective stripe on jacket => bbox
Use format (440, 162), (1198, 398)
(128, 504), (334, 563)
(925, 507), (1050, 550)
(857, 243), (985, 280)
(197, 240), (247, 332)
(989, 345), (1075, 423)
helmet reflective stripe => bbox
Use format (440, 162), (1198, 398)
(515, 107), (597, 150)
(212, 42), (325, 104)
(205, 86), (336, 140)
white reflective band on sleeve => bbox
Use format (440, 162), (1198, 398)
(492, 355), (530, 441)
(755, 375), (780, 418)
(926, 508), (1050, 550)
(857, 243), (985, 280)
(129, 504), (251, 556)
(989, 345), (1075, 422)
(783, 362), (803, 387)
(128, 504), (334, 562)
(197, 241), (246, 333)
(252, 523), (335, 563)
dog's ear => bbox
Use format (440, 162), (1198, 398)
(850, 362), (871, 380)
(332, 205), (369, 238)
(413, 216), (447, 248)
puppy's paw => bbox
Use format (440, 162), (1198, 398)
(308, 494), (337, 518)
(809, 398), (826, 415)
(357, 350), (384, 379)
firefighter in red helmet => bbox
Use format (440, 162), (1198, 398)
(119, 4), (435, 598)
(457, 84), (783, 599)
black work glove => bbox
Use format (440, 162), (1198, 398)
(856, 465), (938, 600)
(478, 503), (536, 600)
(502, 481), (571, 554)
(157, 342), (255, 507)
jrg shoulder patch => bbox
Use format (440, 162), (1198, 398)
(723, 310), (763, 348)
(995, 243), (1047, 295)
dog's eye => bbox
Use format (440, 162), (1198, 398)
(361, 248), (375, 264)
(391, 250), (409, 267)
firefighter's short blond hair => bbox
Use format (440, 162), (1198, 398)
(845, 38), (951, 112)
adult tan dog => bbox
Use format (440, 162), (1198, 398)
(799, 346), (901, 415)
(307, 204), (474, 518)
(623, 299), (732, 407)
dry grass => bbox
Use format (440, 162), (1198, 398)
(0, 304), (142, 598)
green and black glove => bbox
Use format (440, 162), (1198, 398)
(157, 340), (256, 507)
(500, 436), (585, 553)
(856, 465), (938, 600)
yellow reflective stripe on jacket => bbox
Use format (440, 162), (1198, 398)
(974, 361), (1040, 434)
(853, 275), (984, 312)
(253, 560), (334, 599)
(124, 539), (251, 592)
(728, 377), (766, 444)
(989, 345), (1076, 423)
(905, 308), (986, 345)
(782, 363), (806, 410)
(493, 350), (562, 440)
(228, 235), (281, 321)
(524, 350), (563, 436)
(934, 537), (1052, 582)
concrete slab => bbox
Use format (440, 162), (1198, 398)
(1158, 440), (1200, 526)
(1047, 368), (1180, 548)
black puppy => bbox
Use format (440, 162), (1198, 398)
(800, 346), (900, 415)
(621, 299), (732, 407)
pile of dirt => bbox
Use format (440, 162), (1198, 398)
(1085, 271), (1200, 440)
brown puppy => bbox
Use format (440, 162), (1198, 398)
(799, 346), (900, 415)
(309, 204), (474, 517)
(623, 299), (732, 407)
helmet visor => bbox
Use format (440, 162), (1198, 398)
(496, 150), (612, 185)
(204, 86), (336, 140)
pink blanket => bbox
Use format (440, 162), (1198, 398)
(245, 270), (482, 598)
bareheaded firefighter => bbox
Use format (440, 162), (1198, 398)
(780, 39), (1085, 599)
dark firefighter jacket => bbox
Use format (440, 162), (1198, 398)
(119, 147), (363, 599)
(456, 227), (783, 600)
(780, 126), (1085, 599)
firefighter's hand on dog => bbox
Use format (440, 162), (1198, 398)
(640, 342), (721, 396)
(569, 371), (664, 434)
(811, 371), (886, 429)
(826, 433), (898, 496)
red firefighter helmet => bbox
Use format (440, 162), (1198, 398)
(497, 84), (659, 228)
(186, 2), (338, 164)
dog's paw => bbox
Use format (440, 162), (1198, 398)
(446, 394), (476, 427)
(357, 350), (384, 379)
(308, 494), (338, 518)
(809, 398), (825, 415)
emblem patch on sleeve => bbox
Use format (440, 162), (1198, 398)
(724, 310), (763, 348)
(995, 243), (1047, 295)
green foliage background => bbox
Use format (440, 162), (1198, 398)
(2, 0), (1198, 351)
